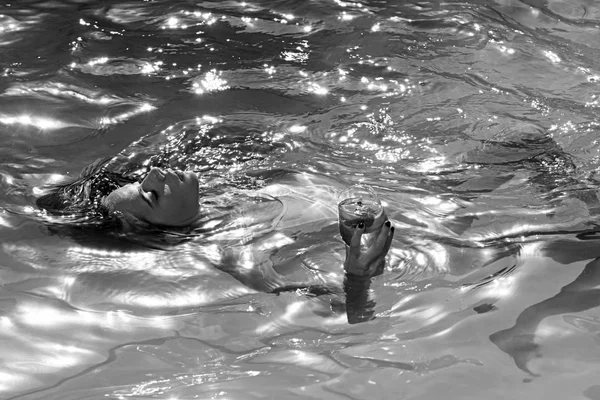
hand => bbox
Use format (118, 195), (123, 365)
(343, 220), (394, 277)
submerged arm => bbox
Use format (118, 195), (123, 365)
(208, 218), (395, 325)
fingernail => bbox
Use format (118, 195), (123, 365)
(385, 220), (391, 227)
(358, 222), (364, 229)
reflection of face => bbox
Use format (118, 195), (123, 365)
(103, 168), (200, 227)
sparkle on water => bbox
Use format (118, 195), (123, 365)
(1, 0), (600, 399)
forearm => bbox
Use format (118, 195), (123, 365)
(344, 273), (375, 324)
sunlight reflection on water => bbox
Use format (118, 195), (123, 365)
(2, 0), (600, 398)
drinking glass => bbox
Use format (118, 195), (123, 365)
(338, 184), (386, 246)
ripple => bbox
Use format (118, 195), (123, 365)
(2, 0), (600, 398)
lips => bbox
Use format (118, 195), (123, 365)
(174, 170), (185, 182)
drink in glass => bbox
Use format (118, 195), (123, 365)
(338, 185), (386, 246)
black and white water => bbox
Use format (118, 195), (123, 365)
(2, 0), (600, 398)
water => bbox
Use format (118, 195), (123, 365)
(2, 0), (600, 398)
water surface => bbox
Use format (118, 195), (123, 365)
(2, 0), (600, 398)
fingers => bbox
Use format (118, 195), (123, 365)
(363, 224), (394, 275)
(377, 220), (392, 249)
(364, 220), (394, 260)
(345, 223), (366, 275)
(349, 222), (365, 249)
(345, 220), (395, 277)
(383, 223), (395, 255)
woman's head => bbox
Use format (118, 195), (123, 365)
(102, 167), (200, 227)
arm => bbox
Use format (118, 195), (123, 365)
(343, 221), (395, 324)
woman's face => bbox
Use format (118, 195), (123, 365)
(103, 168), (200, 227)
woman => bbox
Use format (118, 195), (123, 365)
(37, 161), (395, 323)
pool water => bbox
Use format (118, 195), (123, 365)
(2, 0), (600, 398)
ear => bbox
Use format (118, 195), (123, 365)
(113, 211), (141, 233)
(101, 190), (118, 211)
(119, 216), (136, 233)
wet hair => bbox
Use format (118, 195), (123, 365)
(35, 160), (132, 244)
(38, 159), (132, 217)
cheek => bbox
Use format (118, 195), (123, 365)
(180, 185), (198, 205)
(119, 202), (148, 219)
(109, 192), (148, 217)
(181, 200), (197, 213)
(181, 196), (199, 214)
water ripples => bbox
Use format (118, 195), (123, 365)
(2, 0), (600, 398)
